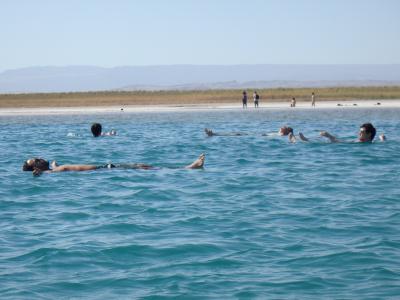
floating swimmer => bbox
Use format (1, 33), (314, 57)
(91, 123), (117, 137)
(320, 123), (384, 143)
(204, 128), (247, 137)
(23, 154), (206, 176)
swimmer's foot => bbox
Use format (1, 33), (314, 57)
(185, 153), (205, 169)
(204, 128), (214, 137)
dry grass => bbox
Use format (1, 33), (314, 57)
(1, 86), (400, 108)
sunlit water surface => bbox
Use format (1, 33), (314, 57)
(0, 107), (399, 299)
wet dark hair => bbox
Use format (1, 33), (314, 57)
(91, 123), (102, 137)
(360, 123), (376, 141)
(23, 158), (50, 171)
(280, 126), (294, 135)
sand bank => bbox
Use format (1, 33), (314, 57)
(0, 99), (399, 116)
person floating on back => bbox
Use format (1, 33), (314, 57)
(23, 154), (206, 176)
(204, 128), (247, 137)
(91, 123), (117, 137)
(320, 123), (385, 143)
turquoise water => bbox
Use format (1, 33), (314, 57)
(1, 107), (400, 299)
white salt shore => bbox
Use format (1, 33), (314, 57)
(0, 100), (399, 116)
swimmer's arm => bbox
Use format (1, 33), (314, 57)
(320, 131), (339, 143)
(299, 132), (309, 142)
(51, 165), (98, 172)
(288, 133), (297, 143)
(102, 131), (117, 136)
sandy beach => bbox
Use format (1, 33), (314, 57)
(0, 99), (399, 116)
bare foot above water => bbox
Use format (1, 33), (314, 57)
(185, 153), (205, 169)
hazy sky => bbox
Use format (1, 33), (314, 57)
(1, 0), (400, 71)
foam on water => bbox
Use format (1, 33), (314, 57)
(0, 108), (400, 298)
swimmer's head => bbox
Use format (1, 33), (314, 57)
(23, 158), (50, 171)
(279, 126), (294, 136)
(359, 123), (376, 142)
(91, 123), (102, 137)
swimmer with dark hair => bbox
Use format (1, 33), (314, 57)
(23, 154), (206, 176)
(278, 126), (294, 136)
(320, 123), (385, 143)
(91, 123), (117, 137)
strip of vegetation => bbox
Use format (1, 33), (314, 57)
(0, 86), (399, 108)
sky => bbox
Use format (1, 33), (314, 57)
(1, 0), (400, 71)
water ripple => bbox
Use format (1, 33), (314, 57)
(1, 108), (400, 298)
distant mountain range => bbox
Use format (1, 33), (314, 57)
(0, 64), (399, 93)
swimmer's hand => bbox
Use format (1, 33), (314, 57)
(379, 134), (386, 141)
(320, 131), (338, 142)
(33, 168), (43, 177)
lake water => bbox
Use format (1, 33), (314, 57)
(1, 107), (399, 299)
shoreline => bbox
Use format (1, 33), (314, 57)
(0, 99), (399, 116)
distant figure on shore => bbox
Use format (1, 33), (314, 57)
(23, 154), (206, 176)
(290, 97), (296, 107)
(242, 91), (248, 108)
(253, 91), (260, 108)
(311, 92), (316, 107)
(91, 123), (117, 137)
(320, 123), (385, 143)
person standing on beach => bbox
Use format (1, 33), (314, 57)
(242, 91), (248, 108)
(253, 91), (260, 108)
(291, 97), (296, 107)
(311, 92), (316, 107)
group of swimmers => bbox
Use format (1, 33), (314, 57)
(23, 122), (205, 176)
(205, 122), (385, 143)
(24, 121), (385, 176)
